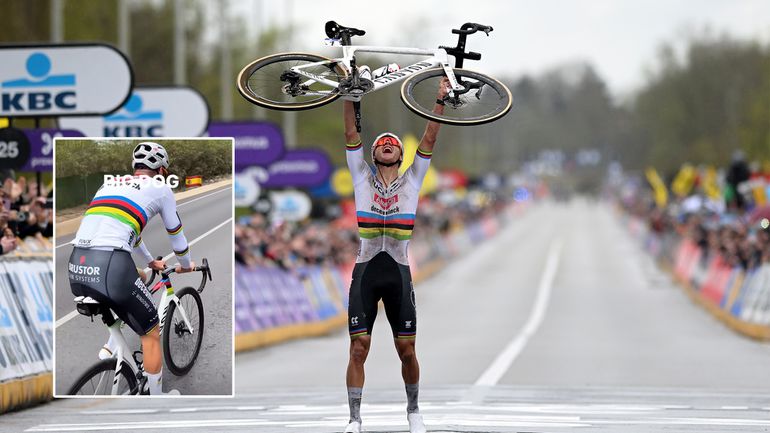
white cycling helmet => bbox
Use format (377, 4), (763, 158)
(371, 132), (403, 166)
(132, 141), (169, 170)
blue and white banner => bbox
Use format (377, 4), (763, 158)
(0, 44), (133, 117)
(0, 260), (53, 382)
(60, 87), (210, 137)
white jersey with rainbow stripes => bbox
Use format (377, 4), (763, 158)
(71, 177), (192, 268)
(346, 140), (432, 265)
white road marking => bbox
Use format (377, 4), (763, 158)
(720, 406), (750, 410)
(56, 218), (232, 328)
(55, 187), (231, 249)
(27, 401), (770, 431)
(474, 238), (563, 386)
(81, 409), (158, 415)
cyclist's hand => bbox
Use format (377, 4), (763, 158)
(175, 261), (196, 273)
(148, 259), (166, 271)
(438, 77), (451, 99)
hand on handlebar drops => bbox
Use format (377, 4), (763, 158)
(148, 259), (166, 271)
(175, 261), (196, 274)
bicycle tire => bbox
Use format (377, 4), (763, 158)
(67, 358), (138, 396)
(237, 52), (347, 111)
(400, 68), (512, 126)
(163, 286), (204, 376)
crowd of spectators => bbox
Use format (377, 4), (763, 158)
(235, 189), (510, 270)
(619, 156), (770, 272)
(0, 171), (53, 255)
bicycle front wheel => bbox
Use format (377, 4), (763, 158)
(237, 52), (347, 111)
(67, 358), (138, 396)
(163, 287), (204, 376)
(401, 68), (512, 126)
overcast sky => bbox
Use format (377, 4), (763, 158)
(230, 0), (770, 96)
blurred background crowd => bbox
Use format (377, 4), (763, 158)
(0, 171), (53, 255)
(615, 152), (770, 272)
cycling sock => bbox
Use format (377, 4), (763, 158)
(405, 383), (419, 414)
(146, 371), (163, 395)
(347, 386), (363, 423)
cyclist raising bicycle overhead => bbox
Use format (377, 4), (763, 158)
(342, 78), (448, 433)
(68, 141), (194, 396)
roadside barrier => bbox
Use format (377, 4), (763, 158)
(235, 208), (513, 352)
(0, 256), (53, 414)
(622, 213), (770, 340)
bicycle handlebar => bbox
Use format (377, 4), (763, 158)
(148, 256), (212, 293)
(451, 23), (493, 36)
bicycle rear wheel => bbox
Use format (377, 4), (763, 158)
(237, 52), (347, 111)
(67, 358), (138, 395)
(401, 68), (512, 126)
(163, 287), (204, 376)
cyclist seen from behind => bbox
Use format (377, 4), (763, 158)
(68, 142), (194, 395)
(342, 79), (449, 433)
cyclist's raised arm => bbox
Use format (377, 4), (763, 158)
(344, 100), (369, 185)
(408, 78), (449, 187)
(417, 77), (449, 155)
(160, 187), (192, 270)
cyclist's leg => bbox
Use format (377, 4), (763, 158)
(104, 250), (162, 393)
(382, 260), (421, 416)
(346, 260), (378, 426)
(68, 248), (116, 358)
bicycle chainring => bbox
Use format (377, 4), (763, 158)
(338, 76), (375, 96)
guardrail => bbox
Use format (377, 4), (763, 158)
(622, 214), (770, 340)
(0, 255), (53, 414)
(235, 206), (518, 352)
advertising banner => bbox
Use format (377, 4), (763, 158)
(208, 122), (285, 170)
(0, 260), (53, 382)
(0, 44), (133, 117)
(21, 128), (84, 172)
(60, 87), (209, 137)
(262, 149), (332, 188)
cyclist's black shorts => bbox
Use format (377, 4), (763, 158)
(348, 251), (416, 340)
(68, 247), (158, 335)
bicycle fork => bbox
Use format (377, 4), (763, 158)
(158, 283), (195, 338)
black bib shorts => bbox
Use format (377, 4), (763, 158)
(348, 251), (416, 340)
(68, 247), (158, 335)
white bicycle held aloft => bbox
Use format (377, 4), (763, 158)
(237, 20), (512, 128)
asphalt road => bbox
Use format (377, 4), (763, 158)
(7, 199), (770, 432)
(52, 184), (233, 396)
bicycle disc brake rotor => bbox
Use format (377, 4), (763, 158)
(444, 78), (487, 108)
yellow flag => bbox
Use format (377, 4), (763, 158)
(0, 118), (8, 128)
(645, 167), (668, 208)
(671, 163), (696, 197)
(701, 166), (721, 200)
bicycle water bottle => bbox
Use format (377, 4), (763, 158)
(372, 63), (400, 78)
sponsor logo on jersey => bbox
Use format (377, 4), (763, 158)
(369, 205), (402, 216)
(68, 259), (102, 283)
(374, 193), (398, 209)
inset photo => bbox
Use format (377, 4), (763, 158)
(53, 138), (233, 397)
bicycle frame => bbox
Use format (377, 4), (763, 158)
(289, 42), (464, 97)
(97, 276), (193, 395)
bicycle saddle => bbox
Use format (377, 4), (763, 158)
(74, 296), (102, 316)
(325, 21), (365, 39)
